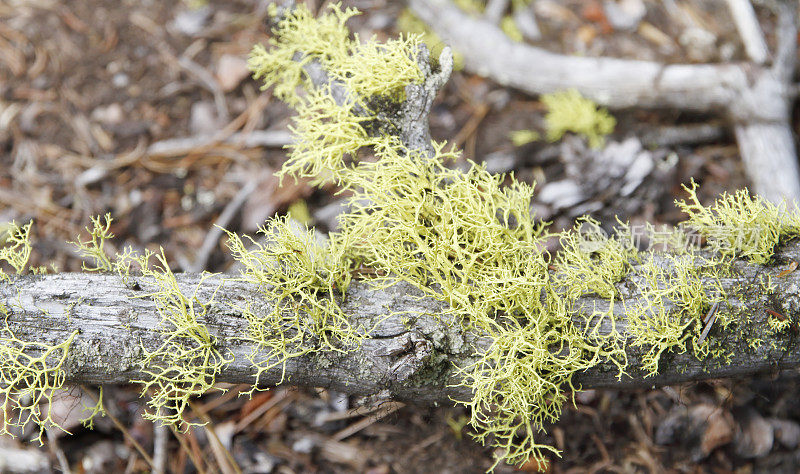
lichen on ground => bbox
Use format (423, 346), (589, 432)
(541, 88), (616, 149)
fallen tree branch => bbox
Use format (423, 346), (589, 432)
(409, 0), (800, 203)
(4, 241), (800, 405)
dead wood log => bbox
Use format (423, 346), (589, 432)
(4, 240), (800, 405)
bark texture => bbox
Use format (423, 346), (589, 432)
(4, 241), (800, 405)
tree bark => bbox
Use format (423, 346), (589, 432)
(4, 241), (800, 405)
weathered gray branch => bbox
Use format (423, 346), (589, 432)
(409, 0), (800, 204)
(4, 241), (800, 405)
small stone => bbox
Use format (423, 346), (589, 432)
(768, 418), (800, 449)
(0, 437), (49, 473)
(216, 54), (250, 92)
(250, 453), (277, 473)
(576, 389), (597, 405)
(483, 151), (517, 174)
(81, 441), (127, 473)
(734, 408), (774, 458)
(292, 436), (316, 454)
(171, 6), (211, 36)
(112, 73), (129, 88)
(91, 103), (124, 125)
(190, 101), (220, 135)
(537, 180), (586, 210)
(603, 0), (646, 31)
(655, 403), (734, 461)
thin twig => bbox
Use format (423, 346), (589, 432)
(152, 419), (168, 474)
(189, 401), (242, 474)
(80, 385), (155, 468)
(188, 177), (259, 273)
(168, 424), (208, 474)
(696, 301), (720, 345)
(46, 430), (72, 474)
(725, 0), (768, 64)
(147, 130), (292, 157)
(332, 401), (405, 441)
(233, 388), (294, 433)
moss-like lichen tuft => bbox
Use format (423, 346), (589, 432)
(126, 250), (232, 428)
(70, 213), (115, 272)
(225, 216), (366, 390)
(0, 220), (32, 276)
(676, 179), (800, 264)
(541, 89), (616, 149)
(0, 311), (78, 444)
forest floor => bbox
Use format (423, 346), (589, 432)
(1, 0), (800, 472)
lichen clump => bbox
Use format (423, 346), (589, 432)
(676, 179), (800, 264)
(542, 88), (616, 148)
(127, 250), (232, 427)
(244, 4), (800, 471)
(0, 224), (81, 442)
(225, 216), (364, 388)
(245, 4), (627, 469)
(0, 220), (32, 276)
(0, 315), (78, 444)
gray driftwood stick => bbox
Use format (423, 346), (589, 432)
(409, 0), (800, 204)
(4, 241), (800, 405)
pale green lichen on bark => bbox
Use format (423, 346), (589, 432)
(69, 213), (115, 272)
(224, 216), (367, 392)
(72, 220), (234, 428)
(246, 4), (800, 471)
(0, 319), (78, 444)
(0, 220), (32, 276)
(676, 179), (800, 264)
(0, 224), (81, 443)
(123, 249), (232, 428)
(246, 4), (627, 469)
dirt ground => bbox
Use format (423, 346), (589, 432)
(2, 0), (800, 472)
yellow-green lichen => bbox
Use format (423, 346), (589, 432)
(70, 213), (115, 272)
(0, 220), (32, 275)
(676, 179), (800, 264)
(553, 217), (637, 300)
(0, 223), (81, 443)
(248, 3), (423, 107)
(509, 129), (540, 146)
(541, 89), (616, 149)
(0, 3), (788, 472)
(626, 252), (727, 375)
(279, 86), (382, 185)
(0, 314), (78, 444)
(126, 250), (232, 427)
(244, 7), (636, 470)
(225, 216), (365, 390)
(501, 15), (523, 42)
